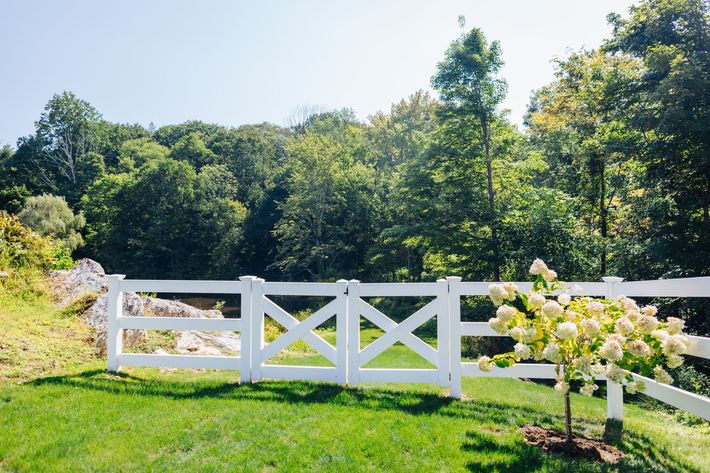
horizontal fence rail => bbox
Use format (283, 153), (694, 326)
(106, 274), (710, 423)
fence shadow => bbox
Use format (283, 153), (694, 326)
(29, 370), (699, 473)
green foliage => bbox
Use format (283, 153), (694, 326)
(0, 212), (64, 270)
(82, 158), (247, 278)
(168, 132), (220, 168)
(116, 138), (169, 170)
(272, 121), (382, 280)
(18, 194), (85, 252)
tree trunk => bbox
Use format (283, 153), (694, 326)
(482, 115), (500, 281)
(564, 388), (573, 443)
(599, 157), (607, 276)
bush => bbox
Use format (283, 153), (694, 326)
(18, 194), (85, 252)
(0, 212), (72, 270)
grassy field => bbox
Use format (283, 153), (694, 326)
(1, 278), (709, 472)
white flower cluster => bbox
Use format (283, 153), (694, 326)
(488, 282), (518, 306)
(529, 258), (557, 282)
(484, 259), (688, 397)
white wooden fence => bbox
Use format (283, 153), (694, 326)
(107, 274), (710, 422)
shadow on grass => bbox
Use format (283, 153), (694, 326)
(28, 370), (698, 473)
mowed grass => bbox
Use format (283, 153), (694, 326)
(1, 286), (709, 472)
(2, 363), (709, 471)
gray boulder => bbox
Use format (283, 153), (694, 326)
(48, 258), (107, 307)
(143, 296), (223, 319)
(47, 258), (240, 356)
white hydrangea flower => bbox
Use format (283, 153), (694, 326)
(651, 329), (669, 341)
(514, 343), (532, 360)
(615, 317), (635, 336)
(641, 305), (658, 316)
(529, 293), (546, 310)
(503, 282), (519, 299)
(573, 355), (592, 374)
(564, 310), (578, 322)
(556, 322), (578, 340)
(628, 339), (651, 357)
(580, 318), (601, 335)
(488, 317), (508, 335)
(661, 335), (687, 355)
(600, 340), (623, 362)
(625, 381), (640, 395)
(529, 258), (548, 275)
(542, 301), (564, 320)
(542, 269), (557, 282)
(509, 326), (524, 342)
(478, 356), (493, 372)
(496, 305), (516, 323)
(521, 326), (538, 343)
(580, 383), (598, 396)
(606, 363), (626, 383)
(637, 316), (660, 333)
(557, 293), (571, 306)
(488, 284), (507, 306)
(626, 310), (641, 322)
(666, 317), (685, 335)
(542, 343), (561, 363)
(667, 352), (684, 368)
(619, 296), (639, 312)
(554, 380), (569, 392)
(586, 301), (605, 316)
(607, 333), (626, 345)
(653, 365), (673, 385)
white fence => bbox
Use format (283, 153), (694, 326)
(106, 274), (710, 422)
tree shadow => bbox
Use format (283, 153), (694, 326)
(27, 370), (699, 472)
(462, 429), (544, 472)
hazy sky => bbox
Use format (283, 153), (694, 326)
(0, 0), (637, 146)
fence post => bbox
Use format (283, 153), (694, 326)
(447, 277), (463, 399)
(250, 278), (265, 382)
(336, 279), (348, 385)
(347, 279), (360, 385)
(238, 276), (255, 383)
(603, 276), (625, 421)
(106, 274), (126, 372)
(436, 279), (450, 387)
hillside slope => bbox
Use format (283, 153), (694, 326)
(0, 269), (99, 379)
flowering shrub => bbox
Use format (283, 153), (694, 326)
(480, 259), (689, 440)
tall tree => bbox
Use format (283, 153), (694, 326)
(432, 28), (508, 280)
(272, 119), (381, 281)
(527, 50), (642, 276)
(605, 0), (710, 277)
(32, 92), (102, 190)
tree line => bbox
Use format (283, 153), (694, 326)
(1, 0), (708, 333)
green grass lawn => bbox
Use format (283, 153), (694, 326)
(1, 282), (709, 472)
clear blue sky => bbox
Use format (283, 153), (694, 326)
(0, 0), (637, 146)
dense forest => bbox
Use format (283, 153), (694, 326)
(1, 0), (708, 333)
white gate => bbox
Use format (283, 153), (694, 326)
(248, 279), (348, 384)
(347, 279), (449, 386)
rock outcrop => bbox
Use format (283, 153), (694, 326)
(48, 258), (107, 307)
(47, 259), (240, 356)
(143, 296), (223, 319)
(83, 291), (146, 354)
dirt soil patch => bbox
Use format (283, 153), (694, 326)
(520, 425), (624, 464)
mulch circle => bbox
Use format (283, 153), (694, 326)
(520, 425), (625, 464)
